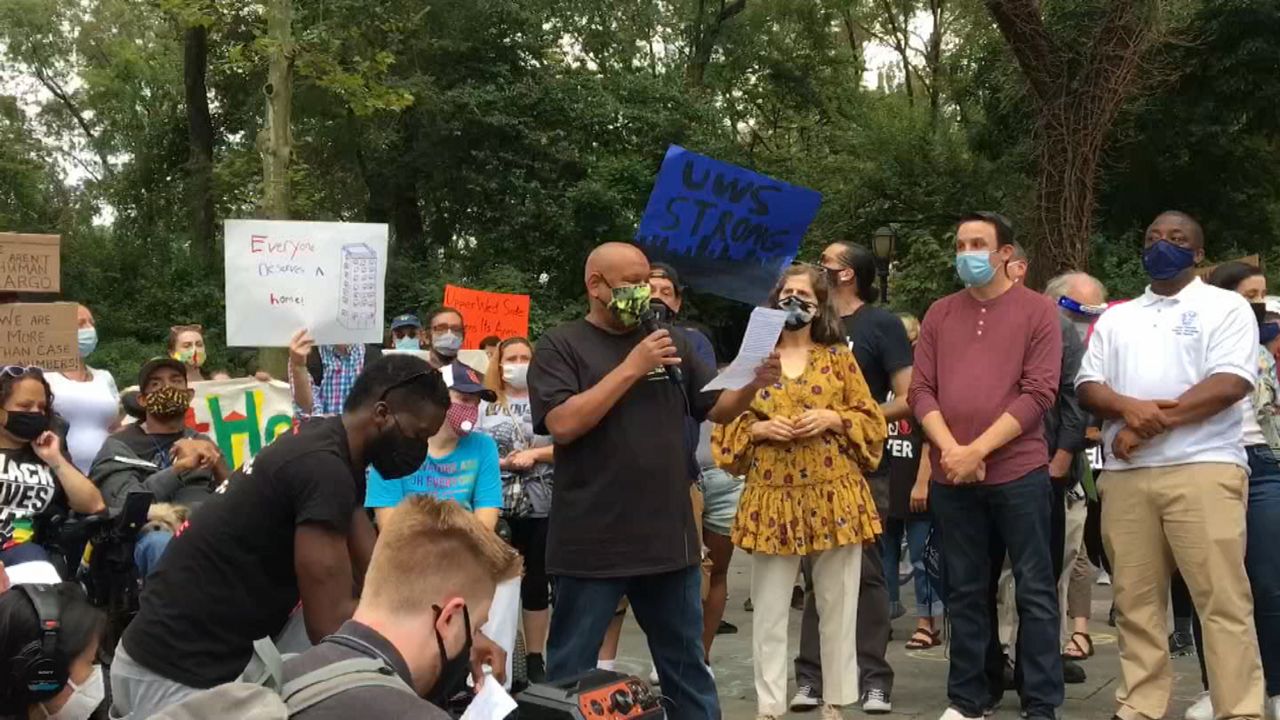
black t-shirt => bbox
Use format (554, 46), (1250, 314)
(529, 318), (718, 578)
(886, 417), (927, 520)
(843, 305), (913, 477)
(0, 445), (66, 545)
(122, 416), (363, 688)
(112, 423), (184, 468)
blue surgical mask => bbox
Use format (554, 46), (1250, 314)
(395, 336), (419, 351)
(78, 327), (98, 357)
(956, 251), (996, 287)
(1142, 239), (1196, 281)
(432, 332), (462, 357)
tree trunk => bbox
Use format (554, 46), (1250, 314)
(685, 0), (747, 88)
(256, 0), (295, 377)
(1027, 102), (1104, 288)
(183, 23), (216, 265)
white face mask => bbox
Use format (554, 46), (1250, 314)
(42, 665), (105, 720)
(502, 363), (529, 390)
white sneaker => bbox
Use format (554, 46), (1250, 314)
(648, 666), (660, 685)
(1096, 570), (1112, 586)
(1184, 691), (1212, 720)
(790, 684), (822, 710)
(939, 708), (982, 720)
(1267, 695), (1279, 720)
(862, 688), (892, 714)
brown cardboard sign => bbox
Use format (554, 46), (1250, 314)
(0, 234), (61, 292)
(0, 303), (78, 372)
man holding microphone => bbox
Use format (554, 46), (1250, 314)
(530, 242), (780, 719)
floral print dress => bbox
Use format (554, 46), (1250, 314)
(713, 344), (887, 556)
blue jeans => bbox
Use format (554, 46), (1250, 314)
(547, 565), (719, 720)
(134, 530), (173, 577)
(882, 517), (943, 617)
(932, 469), (1063, 718)
(1246, 445), (1280, 696)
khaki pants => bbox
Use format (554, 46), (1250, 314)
(1101, 463), (1264, 720)
(751, 544), (862, 715)
(1059, 491), (1087, 645)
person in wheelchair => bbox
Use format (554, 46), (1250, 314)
(0, 582), (109, 720)
(89, 358), (227, 577)
(1, 367), (106, 587)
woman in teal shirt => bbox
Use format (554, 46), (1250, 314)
(366, 363), (502, 529)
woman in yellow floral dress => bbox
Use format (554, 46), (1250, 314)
(714, 264), (886, 720)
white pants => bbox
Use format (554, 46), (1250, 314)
(751, 544), (862, 715)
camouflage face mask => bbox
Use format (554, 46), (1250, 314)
(603, 281), (652, 329)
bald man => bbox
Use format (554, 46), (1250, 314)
(529, 242), (779, 719)
(1078, 211), (1264, 720)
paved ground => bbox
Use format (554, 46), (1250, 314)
(610, 552), (1205, 719)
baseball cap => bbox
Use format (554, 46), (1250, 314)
(137, 356), (186, 389)
(443, 362), (497, 402)
(390, 314), (422, 331)
(649, 262), (682, 296)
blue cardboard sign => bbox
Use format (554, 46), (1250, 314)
(634, 145), (822, 305)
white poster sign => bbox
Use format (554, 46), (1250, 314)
(224, 219), (388, 347)
(384, 348), (491, 374)
(186, 378), (295, 470)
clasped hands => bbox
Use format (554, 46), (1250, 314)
(751, 410), (842, 443)
(939, 443), (986, 484)
(1112, 398), (1179, 461)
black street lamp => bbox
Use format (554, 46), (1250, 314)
(872, 226), (897, 303)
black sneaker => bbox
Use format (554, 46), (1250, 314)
(716, 620), (738, 635)
(790, 684), (822, 711)
(1063, 659), (1086, 684)
(526, 652), (546, 685)
(1169, 630), (1195, 657)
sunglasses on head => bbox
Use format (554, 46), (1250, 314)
(1, 365), (44, 380)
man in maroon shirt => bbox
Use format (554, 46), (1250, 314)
(908, 212), (1063, 720)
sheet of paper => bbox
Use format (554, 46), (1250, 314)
(702, 306), (787, 392)
(460, 674), (519, 720)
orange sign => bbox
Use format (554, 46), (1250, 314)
(442, 284), (531, 349)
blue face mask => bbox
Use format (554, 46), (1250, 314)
(956, 251), (997, 287)
(394, 336), (419, 351)
(78, 327), (98, 357)
(1142, 239), (1196, 281)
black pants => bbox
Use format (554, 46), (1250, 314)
(509, 516), (550, 611)
(932, 470), (1064, 719)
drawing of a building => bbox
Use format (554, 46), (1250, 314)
(338, 243), (378, 330)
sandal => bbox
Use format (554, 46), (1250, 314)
(905, 627), (941, 650)
(1062, 631), (1094, 660)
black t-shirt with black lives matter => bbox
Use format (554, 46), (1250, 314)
(529, 318), (718, 578)
(0, 445), (66, 546)
(122, 416), (363, 688)
(886, 417), (928, 521)
(843, 304), (913, 461)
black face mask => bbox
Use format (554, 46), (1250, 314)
(1252, 302), (1267, 327)
(367, 415), (429, 479)
(4, 411), (50, 442)
(426, 604), (472, 707)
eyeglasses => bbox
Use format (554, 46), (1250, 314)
(431, 324), (464, 334)
(1, 365), (43, 379)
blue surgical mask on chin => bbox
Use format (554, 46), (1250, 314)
(1142, 239), (1196, 281)
(956, 251), (997, 287)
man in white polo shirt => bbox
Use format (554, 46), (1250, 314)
(1077, 210), (1265, 720)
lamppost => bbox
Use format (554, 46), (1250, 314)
(872, 226), (897, 303)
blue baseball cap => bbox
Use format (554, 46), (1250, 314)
(390, 314), (422, 331)
(443, 362), (497, 402)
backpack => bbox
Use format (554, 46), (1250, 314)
(149, 656), (418, 719)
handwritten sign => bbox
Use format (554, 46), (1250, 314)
(634, 146), (822, 305)
(0, 234), (60, 292)
(0, 303), (77, 371)
(224, 220), (388, 347)
(183, 379), (294, 469)
(442, 284), (530, 349)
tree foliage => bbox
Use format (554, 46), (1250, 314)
(0, 0), (1277, 381)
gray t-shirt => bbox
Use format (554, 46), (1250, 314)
(281, 620), (448, 720)
(478, 396), (554, 517)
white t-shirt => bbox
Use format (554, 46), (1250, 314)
(1076, 278), (1258, 471)
(47, 368), (120, 472)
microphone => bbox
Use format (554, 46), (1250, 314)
(640, 308), (683, 385)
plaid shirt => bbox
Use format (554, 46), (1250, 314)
(303, 344), (366, 417)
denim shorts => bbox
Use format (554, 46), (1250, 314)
(699, 467), (743, 537)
